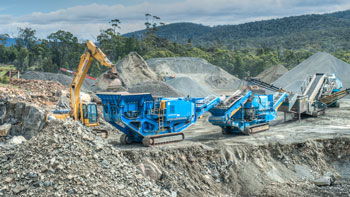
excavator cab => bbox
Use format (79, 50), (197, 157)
(80, 102), (99, 127)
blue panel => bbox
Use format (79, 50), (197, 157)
(96, 92), (220, 143)
(208, 91), (286, 134)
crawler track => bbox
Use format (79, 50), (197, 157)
(142, 133), (185, 146)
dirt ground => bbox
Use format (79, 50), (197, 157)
(107, 99), (350, 196)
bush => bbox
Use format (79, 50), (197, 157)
(0, 75), (9, 84)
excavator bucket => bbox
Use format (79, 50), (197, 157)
(111, 66), (118, 74)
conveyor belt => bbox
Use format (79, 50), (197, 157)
(217, 90), (243, 109)
(247, 77), (288, 93)
(305, 74), (322, 97)
(303, 73), (325, 103)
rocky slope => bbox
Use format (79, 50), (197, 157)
(0, 119), (169, 196)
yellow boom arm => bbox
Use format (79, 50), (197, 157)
(70, 41), (116, 121)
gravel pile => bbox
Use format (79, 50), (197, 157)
(166, 77), (214, 97)
(147, 57), (241, 95)
(116, 52), (158, 88)
(128, 81), (184, 97)
(273, 52), (350, 93)
(256, 64), (288, 84)
(0, 119), (168, 196)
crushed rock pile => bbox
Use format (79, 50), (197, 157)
(166, 77), (214, 97)
(273, 52), (350, 93)
(1, 79), (66, 108)
(147, 57), (241, 95)
(116, 52), (158, 88)
(95, 52), (182, 97)
(21, 71), (95, 92)
(256, 64), (288, 84)
(128, 81), (184, 97)
(0, 119), (169, 196)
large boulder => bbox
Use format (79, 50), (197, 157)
(137, 159), (162, 180)
(8, 136), (26, 145)
(21, 105), (46, 139)
(0, 123), (11, 137)
(1, 100), (46, 140)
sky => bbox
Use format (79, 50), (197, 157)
(0, 0), (349, 40)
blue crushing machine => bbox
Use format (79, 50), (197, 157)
(96, 92), (220, 146)
(208, 90), (288, 134)
(247, 74), (347, 120)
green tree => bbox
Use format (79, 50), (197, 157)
(109, 19), (121, 35)
(15, 48), (29, 72)
(18, 27), (37, 50)
(48, 30), (80, 71)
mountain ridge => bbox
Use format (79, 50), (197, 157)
(124, 10), (350, 50)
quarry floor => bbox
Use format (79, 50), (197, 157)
(108, 99), (350, 196)
(110, 99), (350, 149)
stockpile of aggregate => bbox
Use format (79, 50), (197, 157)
(128, 81), (184, 97)
(115, 52), (158, 88)
(95, 52), (183, 97)
(273, 52), (350, 93)
(147, 57), (241, 95)
(256, 64), (288, 84)
(166, 77), (214, 97)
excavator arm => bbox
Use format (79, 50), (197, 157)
(70, 41), (116, 121)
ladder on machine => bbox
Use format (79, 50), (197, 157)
(158, 101), (166, 132)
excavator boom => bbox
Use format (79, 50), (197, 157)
(69, 41), (116, 122)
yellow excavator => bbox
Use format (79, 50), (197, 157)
(51, 40), (117, 127)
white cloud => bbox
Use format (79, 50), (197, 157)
(0, 0), (349, 39)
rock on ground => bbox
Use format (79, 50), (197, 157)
(0, 123), (11, 137)
(0, 119), (169, 196)
(0, 100), (46, 140)
(8, 136), (26, 145)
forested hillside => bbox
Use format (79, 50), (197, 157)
(125, 10), (350, 50)
(0, 10), (350, 81)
